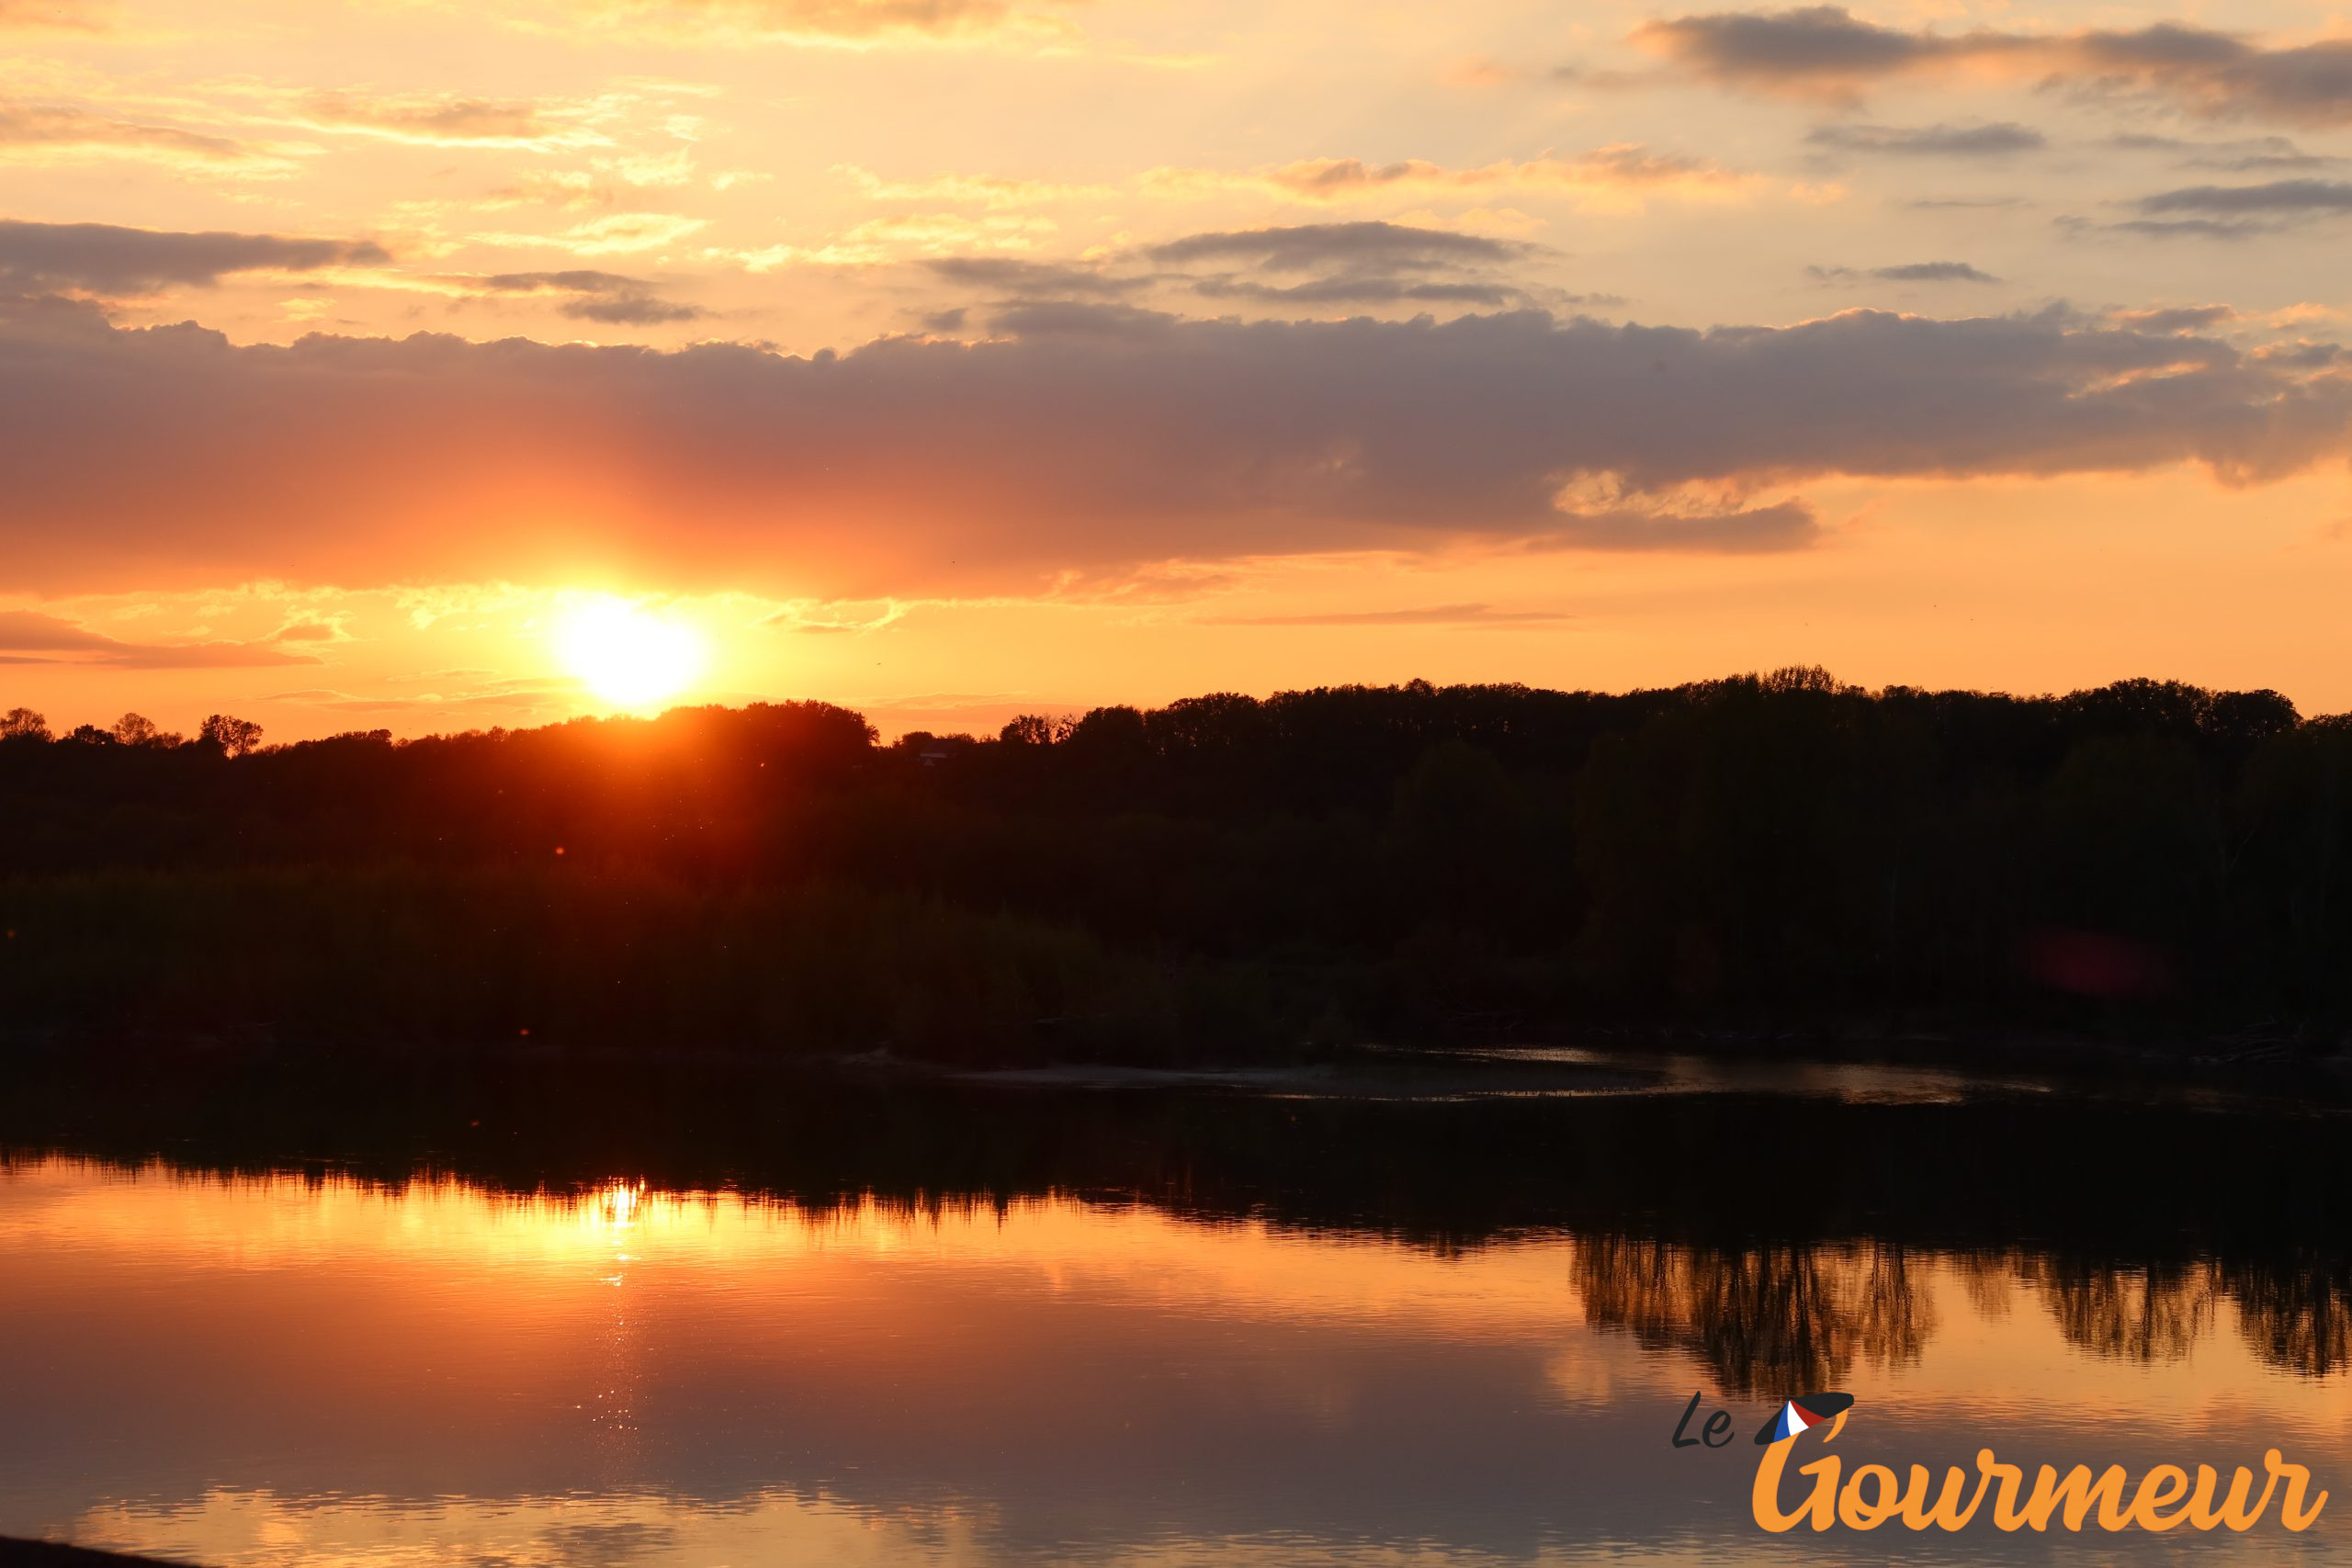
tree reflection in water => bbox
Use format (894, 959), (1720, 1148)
(8, 1056), (2352, 1387)
(1575, 1236), (1935, 1398)
(2018, 1256), (2222, 1365)
(2226, 1255), (2352, 1377)
(1579, 1242), (2352, 1392)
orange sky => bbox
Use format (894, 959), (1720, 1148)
(4, 0), (2352, 739)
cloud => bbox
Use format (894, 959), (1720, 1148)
(1634, 9), (2352, 126)
(922, 256), (1141, 299)
(2138, 179), (2352, 216)
(1905, 197), (2023, 210)
(1145, 222), (1525, 270)
(1808, 260), (2000, 285)
(2103, 217), (2267, 241)
(2094, 179), (2352, 240)
(0, 100), (278, 172)
(0, 219), (390, 295)
(758, 598), (908, 633)
(1139, 221), (1544, 311)
(263, 616), (345, 643)
(560, 296), (705, 325)
(484, 170), (625, 210)
(1810, 260), (2001, 286)
(1146, 146), (1758, 209)
(297, 91), (571, 147)
(0, 608), (322, 668)
(1632, 6), (2008, 99)
(2258, 341), (2345, 370)
(1804, 121), (2043, 157)
(2110, 304), (2237, 333)
(838, 165), (1117, 209)
(474, 211), (707, 256)
(1204, 604), (1575, 627)
(557, 0), (1036, 45)
(5, 303), (2349, 595)
(462, 268), (707, 324)
(1187, 275), (1521, 308)
(2109, 133), (2339, 173)
(709, 212), (1053, 268)
(910, 224), (1558, 316)
(1875, 261), (1998, 282)
(1529, 500), (1822, 553)
(259, 675), (579, 716)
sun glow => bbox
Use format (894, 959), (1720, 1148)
(558, 597), (707, 709)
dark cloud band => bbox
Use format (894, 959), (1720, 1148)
(0, 299), (2345, 593)
(1638, 8), (2352, 125)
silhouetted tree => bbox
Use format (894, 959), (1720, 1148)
(112, 712), (168, 747)
(1, 706), (49, 742)
(1000, 713), (1074, 747)
(198, 713), (265, 758)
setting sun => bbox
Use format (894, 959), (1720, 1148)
(557, 598), (707, 710)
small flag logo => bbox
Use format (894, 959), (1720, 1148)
(1754, 1392), (1855, 1445)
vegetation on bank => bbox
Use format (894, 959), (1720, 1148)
(4, 668), (2348, 1061)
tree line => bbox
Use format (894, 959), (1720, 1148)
(4, 667), (2348, 1059)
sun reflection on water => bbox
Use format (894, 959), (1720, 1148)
(3, 1156), (2350, 1567)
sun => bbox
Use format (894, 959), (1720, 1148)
(558, 597), (707, 709)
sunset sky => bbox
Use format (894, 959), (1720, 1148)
(6, 0), (2352, 739)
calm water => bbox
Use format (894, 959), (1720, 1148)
(3, 1058), (2348, 1565)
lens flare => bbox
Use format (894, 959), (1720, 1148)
(558, 598), (707, 710)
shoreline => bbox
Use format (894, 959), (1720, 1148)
(0, 1540), (194, 1568)
(9, 1010), (2349, 1080)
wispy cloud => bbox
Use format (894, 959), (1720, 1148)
(706, 211), (1056, 268)
(457, 268), (707, 324)
(1204, 604), (1574, 627)
(521, 0), (1065, 48)
(294, 91), (593, 149)
(474, 211), (708, 256)
(2108, 133), (2341, 174)
(921, 256), (1142, 299)
(1141, 221), (1549, 310)
(1146, 146), (1763, 210)
(1809, 260), (2001, 285)
(836, 165), (1117, 209)
(1805, 121), (2043, 158)
(0, 608), (324, 668)
(0, 99), (290, 175)
(2139, 179), (2352, 216)
(2092, 178), (2352, 241)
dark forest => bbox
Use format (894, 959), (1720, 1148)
(5, 666), (2347, 1064)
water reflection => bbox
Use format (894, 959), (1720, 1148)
(5, 1066), (2352, 1564)
(2229, 1255), (2352, 1379)
(2017, 1256), (2221, 1366)
(1577, 1238), (1936, 1398)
